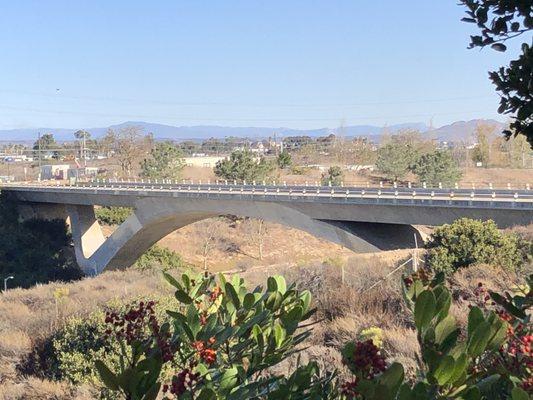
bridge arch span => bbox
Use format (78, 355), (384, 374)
(68, 197), (423, 274)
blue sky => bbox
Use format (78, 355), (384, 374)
(0, 1), (522, 130)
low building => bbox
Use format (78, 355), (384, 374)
(40, 164), (70, 180)
(67, 167), (99, 179)
(183, 156), (226, 168)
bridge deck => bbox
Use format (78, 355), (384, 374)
(1, 182), (532, 210)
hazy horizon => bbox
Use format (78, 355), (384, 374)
(0, 1), (520, 131)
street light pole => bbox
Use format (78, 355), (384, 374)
(3, 275), (14, 292)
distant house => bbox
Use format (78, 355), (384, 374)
(183, 156), (226, 168)
(40, 164), (70, 180)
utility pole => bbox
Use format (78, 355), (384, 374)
(38, 132), (42, 181)
(83, 131), (87, 168)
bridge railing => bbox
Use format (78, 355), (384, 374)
(4, 180), (532, 210)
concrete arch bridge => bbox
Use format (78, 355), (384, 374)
(2, 182), (532, 275)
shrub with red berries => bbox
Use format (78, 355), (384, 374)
(341, 340), (387, 379)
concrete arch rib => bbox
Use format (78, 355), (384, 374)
(82, 197), (384, 274)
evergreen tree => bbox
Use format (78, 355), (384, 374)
(413, 150), (462, 186)
(214, 150), (273, 182)
(141, 141), (185, 180)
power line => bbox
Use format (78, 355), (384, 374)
(0, 89), (495, 108)
(0, 104), (497, 124)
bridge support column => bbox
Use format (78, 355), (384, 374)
(66, 205), (106, 275)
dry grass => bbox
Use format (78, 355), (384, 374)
(0, 269), (173, 398)
(0, 239), (528, 397)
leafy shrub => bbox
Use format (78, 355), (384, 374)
(290, 165), (309, 175)
(94, 268), (533, 400)
(425, 218), (528, 274)
(95, 206), (133, 226)
(134, 245), (188, 272)
(337, 271), (532, 399)
(51, 296), (175, 397)
(412, 150), (462, 186)
(95, 272), (335, 399)
(321, 166), (343, 186)
(276, 150), (292, 169)
(214, 150), (274, 182)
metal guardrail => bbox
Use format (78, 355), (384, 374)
(2, 180), (533, 210)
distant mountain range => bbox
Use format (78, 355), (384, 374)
(0, 119), (506, 143)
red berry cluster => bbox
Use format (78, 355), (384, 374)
(402, 269), (430, 289)
(343, 340), (387, 379)
(162, 363), (201, 397)
(340, 379), (359, 399)
(104, 301), (173, 362)
(209, 285), (222, 302)
(521, 375), (533, 392)
(192, 337), (217, 365)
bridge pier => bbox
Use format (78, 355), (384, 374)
(67, 205), (106, 275)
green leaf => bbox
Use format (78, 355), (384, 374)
(274, 323), (286, 347)
(94, 360), (120, 390)
(467, 306), (484, 337)
(175, 289), (193, 304)
(197, 388), (217, 400)
(448, 353), (468, 385)
(266, 291), (283, 311)
(378, 362), (404, 395)
(252, 324), (264, 351)
(433, 355), (455, 386)
(274, 275), (287, 294)
(299, 290), (312, 313)
(467, 321), (492, 357)
(511, 387), (529, 400)
(243, 293), (256, 309)
(490, 292), (527, 319)
(163, 272), (182, 290)
(491, 43), (507, 52)
(280, 305), (303, 334)
(225, 282), (241, 308)
(142, 383), (161, 400)
(414, 290), (436, 331)
(219, 367), (239, 393)
(267, 276), (278, 292)
(487, 317), (508, 351)
(435, 315), (457, 345)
